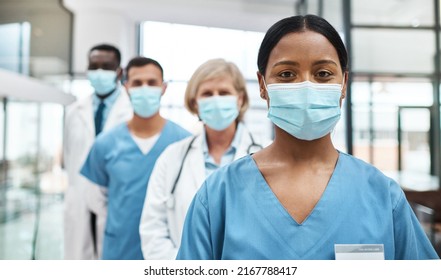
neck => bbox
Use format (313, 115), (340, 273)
(96, 87), (116, 100)
(270, 127), (338, 163)
(127, 113), (165, 138)
(205, 122), (237, 153)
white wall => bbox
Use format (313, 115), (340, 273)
(63, 0), (297, 73)
(71, 10), (136, 72)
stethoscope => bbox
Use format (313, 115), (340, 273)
(166, 129), (263, 209)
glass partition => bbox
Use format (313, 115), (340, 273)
(352, 29), (435, 74)
(352, 0), (434, 27)
(0, 22), (30, 74)
(141, 21), (275, 140)
(351, 78), (433, 174)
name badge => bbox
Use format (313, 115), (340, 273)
(335, 244), (385, 260)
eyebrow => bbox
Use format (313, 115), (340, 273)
(312, 59), (339, 67)
(272, 60), (300, 67)
(272, 59), (339, 68)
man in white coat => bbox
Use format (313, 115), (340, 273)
(63, 44), (132, 259)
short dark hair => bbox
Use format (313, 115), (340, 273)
(257, 14), (348, 76)
(125, 56), (164, 80)
(89, 44), (121, 65)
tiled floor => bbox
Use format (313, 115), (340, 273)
(0, 194), (63, 260)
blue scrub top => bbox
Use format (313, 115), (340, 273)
(81, 120), (190, 260)
(176, 152), (439, 260)
(202, 122), (243, 177)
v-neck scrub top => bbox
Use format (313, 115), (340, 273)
(176, 152), (439, 260)
(81, 121), (190, 259)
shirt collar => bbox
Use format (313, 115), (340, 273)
(93, 85), (120, 106)
(202, 122), (243, 155)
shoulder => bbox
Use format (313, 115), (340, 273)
(166, 119), (189, 132)
(165, 120), (192, 137)
(339, 151), (392, 182)
(94, 123), (127, 147)
(338, 151), (404, 207)
(158, 135), (198, 159)
(195, 156), (252, 207)
(65, 95), (92, 117)
(205, 156), (252, 190)
(213, 155), (251, 175)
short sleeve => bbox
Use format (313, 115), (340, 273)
(176, 184), (213, 260)
(392, 188), (439, 259)
(80, 138), (110, 187)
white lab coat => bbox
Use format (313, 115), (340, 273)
(63, 88), (132, 259)
(139, 124), (265, 259)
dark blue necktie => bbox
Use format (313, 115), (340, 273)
(94, 101), (105, 136)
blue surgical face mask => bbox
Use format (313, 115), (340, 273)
(128, 85), (162, 118)
(197, 95), (239, 131)
(87, 69), (118, 96)
(266, 80), (342, 141)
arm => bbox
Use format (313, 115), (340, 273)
(176, 184), (213, 260)
(62, 108), (71, 171)
(140, 149), (178, 259)
(80, 138), (109, 188)
(392, 186), (439, 259)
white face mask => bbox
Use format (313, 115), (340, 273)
(197, 95), (239, 131)
(128, 85), (162, 118)
(87, 69), (118, 95)
(266, 80), (343, 141)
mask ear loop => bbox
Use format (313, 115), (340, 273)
(340, 74), (347, 97)
(331, 76), (347, 141)
(262, 77), (268, 90)
(261, 77), (269, 98)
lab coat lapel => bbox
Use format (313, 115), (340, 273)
(104, 87), (132, 131)
(77, 95), (95, 137)
(234, 126), (253, 160)
(190, 135), (206, 190)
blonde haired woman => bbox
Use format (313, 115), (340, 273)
(139, 58), (264, 259)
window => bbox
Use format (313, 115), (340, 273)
(140, 21), (273, 141)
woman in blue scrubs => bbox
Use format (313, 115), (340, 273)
(176, 15), (439, 260)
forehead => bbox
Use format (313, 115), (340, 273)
(127, 64), (162, 81)
(268, 30), (340, 68)
(89, 50), (117, 63)
(198, 75), (235, 90)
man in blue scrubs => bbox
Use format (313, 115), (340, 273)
(81, 56), (191, 259)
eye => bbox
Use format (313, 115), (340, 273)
(316, 70), (333, 79)
(131, 80), (142, 87)
(148, 79), (159, 86)
(200, 91), (213, 98)
(88, 64), (98, 70)
(219, 91), (232, 96)
(279, 71), (295, 79)
(101, 62), (115, 70)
